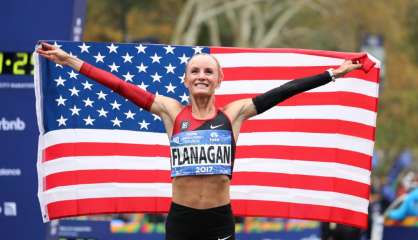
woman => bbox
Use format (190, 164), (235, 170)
(37, 42), (361, 240)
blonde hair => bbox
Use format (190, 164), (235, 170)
(185, 53), (223, 78)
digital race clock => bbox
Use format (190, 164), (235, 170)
(0, 51), (34, 75)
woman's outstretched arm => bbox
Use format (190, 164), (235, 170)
(224, 60), (362, 133)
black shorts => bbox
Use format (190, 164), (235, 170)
(165, 202), (235, 240)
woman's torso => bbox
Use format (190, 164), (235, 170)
(169, 106), (235, 209)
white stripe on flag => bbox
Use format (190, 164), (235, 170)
(41, 183), (173, 204)
(42, 156), (171, 175)
(40, 183), (368, 214)
(231, 185), (369, 214)
(218, 78), (379, 98)
(238, 132), (374, 156)
(42, 129), (372, 155)
(234, 158), (370, 184)
(251, 105), (377, 127)
(41, 156), (369, 185)
(213, 53), (344, 67)
(42, 112), (374, 150)
(42, 129), (169, 148)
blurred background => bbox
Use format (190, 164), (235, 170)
(1, 0), (417, 239)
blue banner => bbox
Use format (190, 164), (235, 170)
(46, 218), (321, 240)
(0, 0), (86, 239)
(383, 226), (418, 240)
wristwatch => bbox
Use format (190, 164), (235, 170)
(326, 68), (337, 82)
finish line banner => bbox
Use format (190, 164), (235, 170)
(34, 41), (380, 228)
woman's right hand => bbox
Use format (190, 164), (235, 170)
(36, 42), (83, 71)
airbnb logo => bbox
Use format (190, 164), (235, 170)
(0, 117), (26, 131)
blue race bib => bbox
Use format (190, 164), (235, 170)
(170, 130), (232, 177)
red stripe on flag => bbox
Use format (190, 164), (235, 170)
(211, 47), (366, 59)
(236, 146), (371, 170)
(232, 200), (367, 229)
(46, 197), (367, 229)
(43, 143), (170, 162)
(232, 172), (369, 199)
(223, 66), (330, 80)
(211, 46), (377, 75)
(47, 197), (172, 220)
(45, 170), (171, 190)
(222, 67), (379, 82)
(240, 119), (375, 140)
(43, 143), (371, 169)
(215, 92), (377, 111)
(212, 47), (343, 54)
(44, 170), (368, 199)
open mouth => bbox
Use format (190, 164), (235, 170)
(194, 82), (209, 87)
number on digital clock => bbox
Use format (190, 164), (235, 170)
(13, 52), (28, 75)
(31, 53), (35, 75)
(0, 52), (3, 74)
(0, 52), (34, 75)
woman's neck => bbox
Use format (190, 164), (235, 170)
(190, 95), (216, 119)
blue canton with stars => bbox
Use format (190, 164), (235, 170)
(39, 41), (209, 133)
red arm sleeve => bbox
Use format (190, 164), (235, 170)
(79, 62), (155, 111)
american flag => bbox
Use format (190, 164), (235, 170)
(34, 41), (379, 228)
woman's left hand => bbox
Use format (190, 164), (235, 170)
(332, 60), (363, 78)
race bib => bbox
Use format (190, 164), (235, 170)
(170, 130), (232, 177)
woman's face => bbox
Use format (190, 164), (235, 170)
(184, 55), (222, 97)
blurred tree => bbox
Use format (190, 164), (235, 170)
(172, 0), (334, 47)
(310, 0), (418, 171)
(405, 0), (418, 64)
(84, 0), (184, 43)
